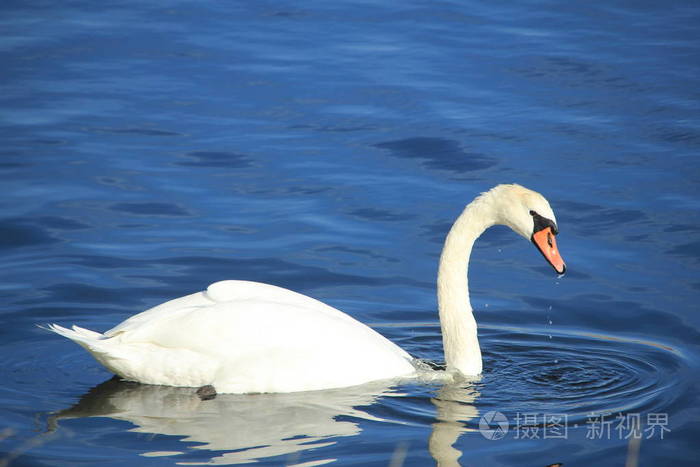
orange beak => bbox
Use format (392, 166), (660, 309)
(532, 227), (566, 275)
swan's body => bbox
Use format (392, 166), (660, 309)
(49, 281), (414, 393)
(46, 184), (565, 394)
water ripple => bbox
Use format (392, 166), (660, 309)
(477, 326), (685, 421)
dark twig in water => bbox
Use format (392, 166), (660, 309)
(196, 385), (217, 401)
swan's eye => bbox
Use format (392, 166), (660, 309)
(530, 210), (559, 236)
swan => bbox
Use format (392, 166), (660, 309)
(45, 184), (565, 394)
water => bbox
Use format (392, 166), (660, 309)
(2, 0), (698, 465)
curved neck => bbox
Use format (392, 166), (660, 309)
(437, 194), (497, 375)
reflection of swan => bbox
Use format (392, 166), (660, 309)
(51, 377), (396, 465)
(429, 382), (480, 467)
(45, 184), (565, 393)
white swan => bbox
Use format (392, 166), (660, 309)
(45, 184), (565, 394)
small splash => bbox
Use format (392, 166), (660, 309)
(411, 359), (473, 386)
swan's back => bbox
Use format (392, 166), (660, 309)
(106, 280), (360, 337)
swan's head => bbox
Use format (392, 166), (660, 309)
(491, 184), (566, 275)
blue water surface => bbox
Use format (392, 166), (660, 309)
(2, 1), (699, 465)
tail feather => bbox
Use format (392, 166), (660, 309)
(41, 323), (130, 378)
(40, 323), (106, 351)
(70, 325), (104, 340)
